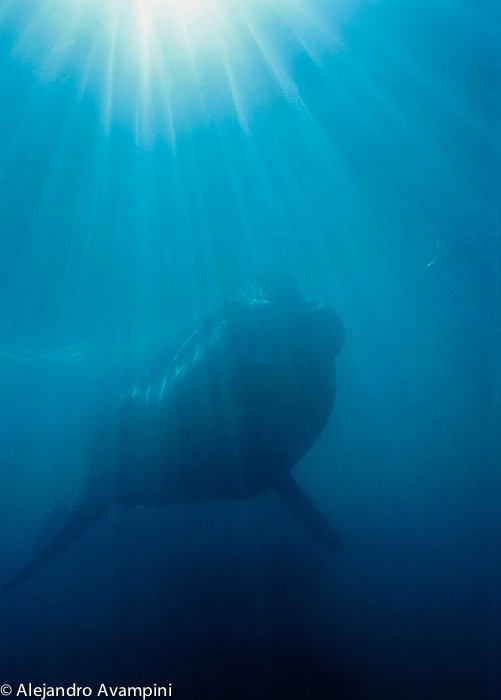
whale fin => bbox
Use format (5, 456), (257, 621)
(3, 478), (110, 591)
(273, 474), (343, 552)
(30, 495), (74, 556)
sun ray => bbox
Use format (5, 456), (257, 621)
(241, 11), (304, 106)
(149, 40), (177, 149)
(102, 14), (119, 134)
(3, 0), (357, 141)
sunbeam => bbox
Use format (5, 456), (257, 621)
(4, 0), (356, 141)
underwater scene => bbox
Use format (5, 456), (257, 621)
(0, 1), (499, 698)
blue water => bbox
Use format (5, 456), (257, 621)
(0, 0), (499, 698)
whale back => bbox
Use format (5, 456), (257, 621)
(111, 275), (344, 503)
(3, 276), (345, 590)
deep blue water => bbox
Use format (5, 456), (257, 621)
(0, 1), (499, 698)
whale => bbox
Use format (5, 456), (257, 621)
(3, 275), (345, 590)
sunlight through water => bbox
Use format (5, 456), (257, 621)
(5, 0), (355, 141)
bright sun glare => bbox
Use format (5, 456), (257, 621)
(133, 0), (219, 29)
(137, 0), (215, 14)
(8, 0), (348, 142)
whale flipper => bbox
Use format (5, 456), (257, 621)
(274, 475), (343, 552)
(3, 478), (110, 591)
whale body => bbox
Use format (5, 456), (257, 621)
(4, 275), (344, 590)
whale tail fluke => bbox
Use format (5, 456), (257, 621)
(3, 479), (110, 591)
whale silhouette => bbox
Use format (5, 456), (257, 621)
(4, 275), (344, 590)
